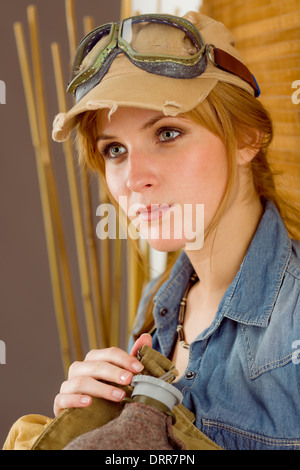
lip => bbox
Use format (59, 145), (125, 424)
(138, 203), (174, 222)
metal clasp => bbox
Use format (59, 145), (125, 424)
(206, 44), (217, 66)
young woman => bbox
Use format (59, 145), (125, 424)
(12, 11), (300, 450)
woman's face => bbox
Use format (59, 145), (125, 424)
(96, 107), (228, 252)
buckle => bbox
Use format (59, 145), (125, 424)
(206, 44), (217, 66)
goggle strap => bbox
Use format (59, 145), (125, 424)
(209, 46), (260, 97)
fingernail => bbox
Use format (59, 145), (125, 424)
(112, 389), (125, 400)
(80, 396), (91, 405)
(120, 371), (131, 382)
(132, 361), (144, 372)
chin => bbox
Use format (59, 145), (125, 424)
(143, 237), (188, 253)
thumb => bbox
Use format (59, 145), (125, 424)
(130, 333), (152, 357)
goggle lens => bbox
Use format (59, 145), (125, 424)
(120, 18), (200, 59)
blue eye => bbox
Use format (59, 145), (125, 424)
(110, 145), (125, 156)
(103, 143), (127, 159)
(159, 128), (181, 142)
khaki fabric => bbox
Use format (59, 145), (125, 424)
(172, 405), (221, 450)
(31, 393), (130, 450)
(52, 11), (254, 143)
(3, 414), (53, 450)
(3, 346), (222, 450)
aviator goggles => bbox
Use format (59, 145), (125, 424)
(67, 14), (260, 103)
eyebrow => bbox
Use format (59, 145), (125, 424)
(96, 112), (170, 142)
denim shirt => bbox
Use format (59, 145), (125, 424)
(131, 201), (300, 450)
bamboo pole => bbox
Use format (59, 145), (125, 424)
(27, 5), (85, 361)
(110, 220), (122, 347)
(121, 0), (132, 19)
(82, 15), (108, 348)
(83, 15), (94, 35)
(126, 244), (136, 336)
(51, 42), (102, 351)
(65, 0), (78, 61)
(126, 241), (146, 336)
(64, 0), (107, 349)
(120, 0), (148, 341)
(98, 184), (111, 344)
(14, 21), (71, 376)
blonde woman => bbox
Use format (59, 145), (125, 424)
(42, 11), (300, 450)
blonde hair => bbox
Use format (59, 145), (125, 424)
(75, 82), (299, 337)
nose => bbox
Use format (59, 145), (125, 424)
(126, 149), (158, 193)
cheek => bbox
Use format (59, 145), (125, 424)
(104, 166), (132, 218)
(205, 149), (228, 192)
(105, 166), (125, 201)
(185, 141), (228, 197)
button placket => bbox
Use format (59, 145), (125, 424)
(182, 342), (201, 383)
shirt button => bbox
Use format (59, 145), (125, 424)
(185, 371), (195, 380)
(159, 307), (168, 316)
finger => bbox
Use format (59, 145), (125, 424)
(68, 360), (137, 386)
(83, 347), (144, 374)
(53, 393), (92, 417)
(57, 376), (127, 409)
(130, 333), (152, 357)
(61, 374), (129, 402)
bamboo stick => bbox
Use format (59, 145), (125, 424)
(83, 16), (94, 35)
(14, 21), (71, 376)
(64, 0), (108, 349)
(98, 183), (111, 345)
(81, 173), (108, 348)
(110, 221), (122, 347)
(119, 0), (144, 342)
(121, 0), (132, 20)
(51, 42), (102, 351)
(127, 244), (138, 335)
(126, 238), (147, 337)
(82, 15), (109, 348)
(65, 0), (78, 61)
(27, 5), (85, 360)
(82, 15), (114, 348)
(50, 47), (83, 359)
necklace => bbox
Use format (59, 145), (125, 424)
(177, 272), (199, 349)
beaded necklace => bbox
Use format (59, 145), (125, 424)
(176, 272), (199, 349)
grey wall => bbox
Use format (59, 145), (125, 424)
(0, 0), (121, 448)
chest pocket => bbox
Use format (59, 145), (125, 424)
(240, 323), (294, 380)
(239, 271), (300, 380)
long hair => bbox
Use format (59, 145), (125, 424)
(74, 82), (299, 338)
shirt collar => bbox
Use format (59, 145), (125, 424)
(153, 201), (292, 332)
(223, 201), (291, 326)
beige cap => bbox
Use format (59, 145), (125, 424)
(52, 11), (255, 142)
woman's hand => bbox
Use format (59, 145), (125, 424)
(53, 333), (152, 416)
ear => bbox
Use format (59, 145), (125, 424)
(236, 145), (259, 166)
(236, 129), (264, 166)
